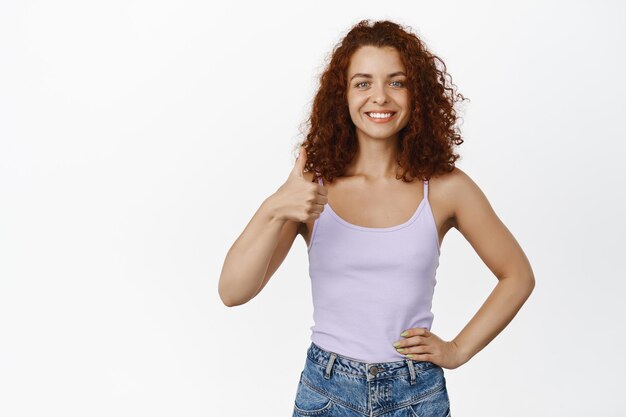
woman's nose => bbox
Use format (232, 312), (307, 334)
(371, 85), (390, 104)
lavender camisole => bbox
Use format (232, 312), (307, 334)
(307, 175), (441, 362)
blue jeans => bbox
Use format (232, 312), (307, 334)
(293, 342), (452, 417)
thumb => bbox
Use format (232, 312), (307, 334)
(290, 146), (307, 178)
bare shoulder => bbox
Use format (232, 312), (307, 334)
(429, 166), (472, 193)
(429, 166), (485, 229)
(425, 166), (467, 230)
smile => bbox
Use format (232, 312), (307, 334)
(365, 112), (396, 123)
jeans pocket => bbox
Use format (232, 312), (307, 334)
(293, 377), (334, 416)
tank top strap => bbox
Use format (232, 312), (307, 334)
(423, 179), (429, 200)
(315, 172), (324, 185)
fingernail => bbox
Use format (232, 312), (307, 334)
(405, 354), (413, 358)
(393, 342), (401, 348)
(400, 331), (408, 337)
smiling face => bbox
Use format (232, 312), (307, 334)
(346, 45), (411, 143)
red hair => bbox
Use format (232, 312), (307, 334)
(296, 19), (469, 182)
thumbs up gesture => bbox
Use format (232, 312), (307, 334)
(271, 146), (328, 223)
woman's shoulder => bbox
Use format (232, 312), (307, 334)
(427, 166), (478, 225)
(429, 166), (493, 228)
(429, 166), (475, 194)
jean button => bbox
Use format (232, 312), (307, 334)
(369, 366), (379, 375)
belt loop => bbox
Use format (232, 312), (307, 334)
(406, 359), (416, 385)
(324, 353), (337, 379)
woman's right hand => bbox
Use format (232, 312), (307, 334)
(269, 146), (328, 223)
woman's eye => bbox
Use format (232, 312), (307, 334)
(354, 80), (405, 88)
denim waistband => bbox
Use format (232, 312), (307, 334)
(307, 341), (438, 382)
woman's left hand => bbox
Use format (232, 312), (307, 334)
(392, 327), (466, 370)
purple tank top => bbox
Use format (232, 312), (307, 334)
(307, 175), (441, 362)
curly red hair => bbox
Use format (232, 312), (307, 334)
(296, 19), (469, 183)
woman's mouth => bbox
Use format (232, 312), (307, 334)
(364, 111), (397, 123)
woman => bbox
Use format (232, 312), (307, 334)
(218, 19), (535, 417)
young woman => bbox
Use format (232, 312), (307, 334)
(219, 19), (535, 417)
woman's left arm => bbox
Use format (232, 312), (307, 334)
(447, 168), (536, 365)
(394, 168), (535, 368)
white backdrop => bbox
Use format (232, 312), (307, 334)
(1, 1), (625, 416)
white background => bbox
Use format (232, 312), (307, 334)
(1, 1), (625, 416)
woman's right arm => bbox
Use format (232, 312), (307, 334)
(218, 148), (326, 307)
(217, 196), (299, 307)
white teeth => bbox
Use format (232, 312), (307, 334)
(367, 112), (393, 119)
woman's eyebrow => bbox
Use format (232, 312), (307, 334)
(350, 71), (406, 81)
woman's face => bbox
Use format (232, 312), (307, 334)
(346, 45), (411, 142)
